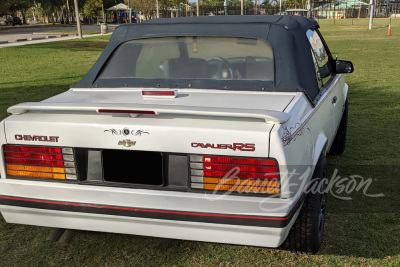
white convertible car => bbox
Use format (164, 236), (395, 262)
(0, 16), (353, 254)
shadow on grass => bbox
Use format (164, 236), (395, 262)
(320, 212), (399, 258)
(258, 80), (400, 259)
(317, 82), (400, 258)
(319, 162), (400, 258)
(0, 76), (81, 87)
(5, 39), (109, 52)
(48, 40), (108, 50)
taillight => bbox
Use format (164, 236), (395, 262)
(190, 155), (280, 194)
(142, 90), (177, 97)
(98, 109), (156, 115)
(3, 145), (76, 180)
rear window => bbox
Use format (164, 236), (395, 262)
(98, 37), (274, 84)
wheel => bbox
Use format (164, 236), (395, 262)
(281, 155), (328, 254)
(329, 99), (348, 155)
(206, 57), (234, 79)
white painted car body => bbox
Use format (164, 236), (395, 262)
(0, 74), (347, 247)
(0, 16), (351, 249)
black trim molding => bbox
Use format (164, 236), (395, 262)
(0, 194), (304, 228)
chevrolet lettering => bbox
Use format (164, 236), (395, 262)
(14, 135), (59, 142)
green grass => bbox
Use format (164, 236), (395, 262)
(317, 17), (400, 26)
(43, 30), (101, 35)
(0, 26), (399, 266)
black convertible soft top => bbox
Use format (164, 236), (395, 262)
(75, 15), (322, 100)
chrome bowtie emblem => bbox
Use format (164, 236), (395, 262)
(118, 139), (136, 147)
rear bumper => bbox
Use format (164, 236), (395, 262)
(0, 179), (301, 247)
(1, 206), (289, 247)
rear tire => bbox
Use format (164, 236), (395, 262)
(329, 99), (348, 155)
(281, 155), (328, 254)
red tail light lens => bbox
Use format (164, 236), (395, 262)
(203, 163), (277, 173)
(190, 155), (280, 194)
(98, 109), (156, 115)
(203, 170), (276, 179)
(3, 145), (77, 180)
(4, 152), (64, 161)
(142, 90), (176, 97)
(3, 145), (62, 154)
(203, 156), (276, 166)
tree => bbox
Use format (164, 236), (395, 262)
(39, 0), (64, 23)
(159, 0), (172, 17)
(6, 0), (34, 24)
(0, 1), (8, 16)
(102, 0), (117, 10)
(165, 0), (187, 10)
(200, 0), (224, 7)
(158, 0), (187, 17)
(230, 0), (253, 8)
(282, 0), (304, 9)
(128, 0), (156, 19)
(83, 0), (102, 22)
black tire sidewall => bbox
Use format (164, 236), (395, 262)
(309, 155), (328, 253)
(280, 154), (328, 254)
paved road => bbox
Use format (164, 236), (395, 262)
(0, 24), (118, 43)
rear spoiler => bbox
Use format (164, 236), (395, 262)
(7, 102), (291, 124)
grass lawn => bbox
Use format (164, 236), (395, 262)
(317, 17), (400, 26)
(0, 23), (399, 266)
(42, 30), (101, 35)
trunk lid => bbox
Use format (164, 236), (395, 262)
(4, 88), (295, 157)
(44, 88), (295, 111)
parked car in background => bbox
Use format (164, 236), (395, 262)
(0, 15), (353, 254)
(4, 17), (22, 26)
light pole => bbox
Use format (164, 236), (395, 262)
(156, 0), (159, 18)
(387, 0), (390, 17)
(241, 0), (244, 15)
(66, 0), (70, 24)
(224, 0), (227, 15)
(197, 0), (199, 16)
(102, 0), (105, 23)
(73, 0), (82, 39)
(369, 0), (374, 29)
(128, 0), (131, 23)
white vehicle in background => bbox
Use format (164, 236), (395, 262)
(0, 15), (353, 254)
